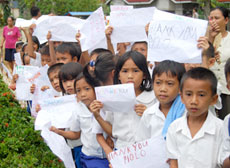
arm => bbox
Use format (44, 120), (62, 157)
(89, 100), (113, 137)
(169, 159), (178, 168)
(105, 26), (115, 55)
(27, 24), (36, 59)
(50, 126), (81, 140)
(47, 31), (56, 65)
(223, 157), (230, 168)
(96, 134), (113, 157)
(0, 28), (5, 50)
(20, 27), (28, 42)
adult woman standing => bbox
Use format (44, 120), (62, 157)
(0, 16), (21, 70)
(209, 7), (230, 119)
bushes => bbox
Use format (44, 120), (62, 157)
(0, 75), (64, 167)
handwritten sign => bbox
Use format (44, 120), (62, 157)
(15, 65), (39, 100)
(14, 52), (22, 66)
(95, 83), (136, 113)
(80, 7), (107, 51)
(147, 9), (208, 63)
(110, 5), (133, 12)
(35, 95), (78, 129)
(109, 136), (169, 168)
(110, 7), (155, 44)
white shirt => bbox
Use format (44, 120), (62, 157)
(105, 90), (156, 149)
(166, 112), (223, 168)
(211, 32), (230, 95)
(30, 52), (42, 67)
(136, 101), (165, 142)
(219, 114), (230, 165)
(72, 102), (105, 158)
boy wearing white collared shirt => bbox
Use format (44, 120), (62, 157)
(166, 67), (223, 168)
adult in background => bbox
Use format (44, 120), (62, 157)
(209, 7), (230, 119)
(31, 6), (41, 22)
(192, 8), (199, 18)
(0, 16), (21, 70)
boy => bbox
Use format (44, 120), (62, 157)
(219, 58), (230, 168)
(136, 60), (186, 141)
(47, 63), (63, 93)
(40, 45), (54, 67)
(55, 42), (81, 64)
(166, 67), (223, 168)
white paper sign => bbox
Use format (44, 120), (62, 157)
(41, 126), (76, 168)
(110, 7), (155, 44)
(95, 84), (136, 113)
(147, 9), (208, 63)
(110, 5), (133, 12)
(15, 18), (33, 27)
(14, 52), (22, 66)
(80, 7), (107, 51)
(15, 65), (39, 100)
(109, 136), (169, 168)
(1, 62), (12, 80)
(35, 95), (78, 129)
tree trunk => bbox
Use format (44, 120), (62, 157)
(203, 0), (211, 19)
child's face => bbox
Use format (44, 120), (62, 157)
(132, 43), (147, 59)
(153, 72), (179, 107)
(119, 58), (144, 95)
(62, 79), (75, 95)
(41, 54), (52, 66)
(226, 73), (230, 91)
(56, 52), (76, 64)
(75, 78), (96, 107)
(181, 78), (217, 117)
(24, 55), (31, 65)
(16, 46), (22, 53)
(53, 41), (62, 48)
(33, 42), (38, 51)
(48, 69), (61, 92)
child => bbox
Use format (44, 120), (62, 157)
(131, 41), (147, 59)
(166, 67), (223, 168)
(50, 62), (83, 167)
(55, 42), (81, 64)
(219, 58), (230, 168)
(40, 45), (54, 67)
(90, 51), (156, 151)
(47, 63), (63, 93)
(72, 71), (109, 167)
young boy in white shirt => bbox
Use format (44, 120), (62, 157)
(219, 58), (230, 168)
(166, 67), (223, 168)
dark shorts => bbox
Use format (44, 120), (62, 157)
(5, 48), (16, 62)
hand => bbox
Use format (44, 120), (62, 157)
(106, 136), (114, 150)
(50, 126), (60, 134)
(208, 18), (221, 38)
(35, 104), (41, 112)
(13, 74), (19, 83)
(30, 84), (36, 94)
(46, 31), (52, 41)
(89, 100), (103, 119)
(197, 36), (209, 50)
(145, 23), (150, 35)
(19, 27), (26, 32)
(105, 26), (113, 40)
(29, 24), (36, 35)
(75, 30), (81, 44)
(41, 85), (50, 91)
(215, 50), (221, 64)
(135, 104), (147, 116)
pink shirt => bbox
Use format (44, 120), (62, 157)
(3, 26), (21, 49)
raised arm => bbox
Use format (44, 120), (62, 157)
(47, 31), (56, 65)
(27, 24), (37, 59)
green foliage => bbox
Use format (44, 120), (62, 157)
(0, 75), (64, 168)
(17, 0), (101, 16)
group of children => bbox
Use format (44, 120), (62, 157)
(2, 5), (230, 168)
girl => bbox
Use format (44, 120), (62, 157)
(73, 70), (109, 168)
(50, 62), (83, 168)
(90, 51), (156, 151)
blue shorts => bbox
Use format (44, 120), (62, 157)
(73, 146), (82, 168)
(5, 48), (16, 62)
(80, 152), (109, 168)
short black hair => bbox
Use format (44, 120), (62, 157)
(59, 62), (83, 94)
(40, 45), (50, 56)
(8, 16), (15, 21)
(202, 41), (215, 59)
(30, 6), (40, 17)
(225, 58), (230, 79)
(211, 6), (229, 19)
(131, 41), (148, 50)
(180, 67), (217, 96)
(152, 60), (186, 83)
(47, 63), (64, 77)
(55, 42), (81, 61)
(114, 51), (152, 91)
(32, 36), (40, 51)
(16, 41), (24, 49)
(90, 48), (112, 57)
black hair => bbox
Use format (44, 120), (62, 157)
(59, 62), (83, 94)
(32, 36), (40, 51)
(7, 16), (15, 21)
(90, 48), (112, 57)
(40, 45), (50, 56)
(21, 43), (28, 53)
(30, 6), (40, 17)
(202, 41), (215, 59)
(225, 58), (230, 79)
(22, 54), (30, 65)
(47, 63), (64, 77)
(55, 42), (81, 61)
(40, 42), (47, 48)
(180, 67), (217, 96)
(211, 6), (229, 19)
(193, 8), (197, 12)
(152, 60), (186, 83)
(131, 41), (148, 50)
(16, 41), (24, 49)
(114, 51), (152, 91)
